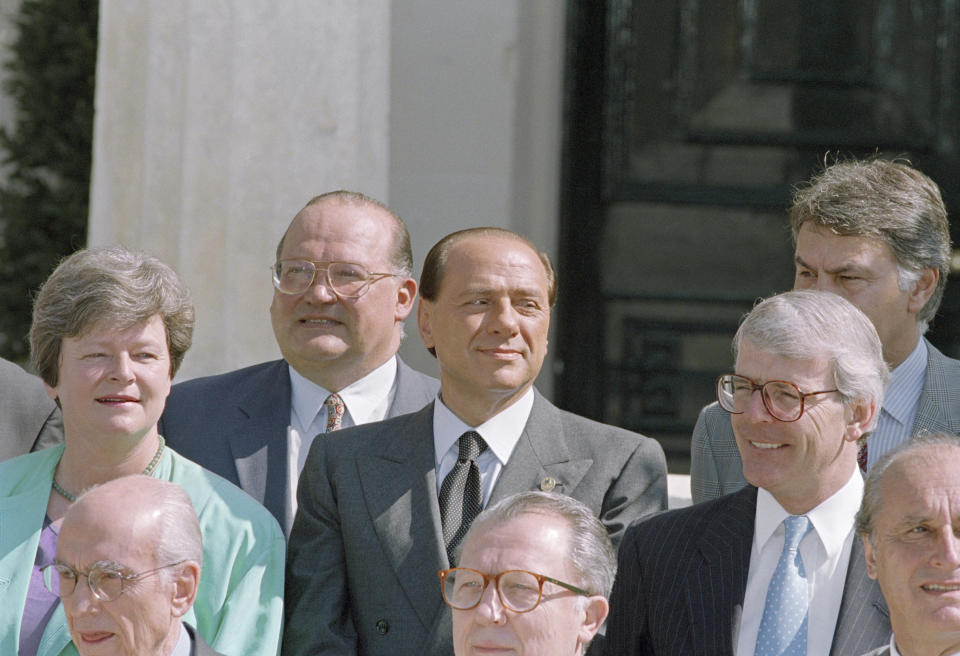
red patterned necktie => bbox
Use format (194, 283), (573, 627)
(857, 439), (867, 473)
(324, 393), (345, 432)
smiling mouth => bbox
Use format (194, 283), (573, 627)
(750, 441), (786, 450)
(299, 318), (341, 326)
(96, 396), (138, 404)
(923, 583), (960, 592)
(79, 631), (113, 643)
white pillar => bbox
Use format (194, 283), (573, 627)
(89, 0), (390, 380)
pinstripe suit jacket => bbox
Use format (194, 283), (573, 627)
(858, 647), (890, 656)
(690, 340), (960, 503)
(603, 486), (890, 656)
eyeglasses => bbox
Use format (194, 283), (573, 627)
(41, 560), (186, 602)
(271, 260), (399, 298)
(716, 373), (839, 422)
(438, 567), (591, 613)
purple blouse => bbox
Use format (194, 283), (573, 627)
(19, 516), (60, 656)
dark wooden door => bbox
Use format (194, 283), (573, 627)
(557, 0), (960, 471)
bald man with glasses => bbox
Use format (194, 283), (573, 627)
(160, 191), (439, 533)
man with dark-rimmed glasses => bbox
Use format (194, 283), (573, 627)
(605, 290), (893, 656)
(159, 191), (439, 533)
(443, 491), (614, 656)
(50, 474), (224, 656)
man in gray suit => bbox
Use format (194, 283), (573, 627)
(692, 158), (960, 503)
(606, 290), (891, 655)
(160, 191), (438, 532)
(0, 355), (62, 461)
(285, 227), (667, 656)
(855, 434), (960, 656)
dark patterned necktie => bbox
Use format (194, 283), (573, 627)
(439, 431), (488, 563)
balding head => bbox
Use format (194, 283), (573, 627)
(56, 475), (202, 656)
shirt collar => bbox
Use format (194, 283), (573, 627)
(169, 623), (191, 656)
(288, 356), (398, 430)
(433, 387), (535, 469)
(754, 466), (863, 557)
(882, 338), (928, 426)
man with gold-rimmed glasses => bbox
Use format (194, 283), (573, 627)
(442, 491), (614, 656)
(49, 474), (224, 656)
(160, 190), (438, 533)
(605, 290), (893, 655)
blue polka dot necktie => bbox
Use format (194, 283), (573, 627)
(755, 515), (812, 656)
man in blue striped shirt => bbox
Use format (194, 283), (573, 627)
(691, 157), (960, 503)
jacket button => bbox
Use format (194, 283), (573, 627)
(376, 619), (389, 635)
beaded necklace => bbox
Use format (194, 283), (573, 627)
(51, 436), (166, 503)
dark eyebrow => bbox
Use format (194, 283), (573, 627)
(794, 254), (862, 276)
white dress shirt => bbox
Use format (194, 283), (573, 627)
(170, 623), (190, 656)
(736, 468), (863, 656)
(433, 388), (534, 506)
(867, 338), (927, 469)
(284, 356), (399, 530)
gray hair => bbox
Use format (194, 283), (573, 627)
(856, 432), (960, 542)
(30, 247), (194, 387)
(733, 290), (889, 429)
(276, 190), (413, 277)
(464, 491), (616, 598)
(790, 157), (951, 332)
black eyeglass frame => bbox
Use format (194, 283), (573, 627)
(271, 259), (400, 298)
(438, 566), (592, 613)
(716, 373), (839, 423)
(41, 559), (188, 602)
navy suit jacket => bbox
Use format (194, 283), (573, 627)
(159, 356), (439, 530)
(603, 486), (890, 656)
(284, 390), (668, 656)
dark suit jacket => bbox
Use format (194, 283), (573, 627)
(690, 340), (960, 503)
(159, 356), (438, 530)
(603, 486), (890, 656)
(185, 622), (226, 656)
(0, 356), (62, 462)
(284, 390), (668, 656)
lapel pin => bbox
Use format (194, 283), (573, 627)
(539, 476), (557, 492)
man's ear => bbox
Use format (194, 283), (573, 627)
(394, 277), (418, 322)
(576, 595), (609, 649)
(169, 561), (201, 618)
(417, 299), (435, 351)
(907, 267), (938, 314)
(861, 534), (879, 580)
(843, 400), (876, 443)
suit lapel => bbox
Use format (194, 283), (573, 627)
(912, 340), (960, 436)
(829, 537), (890, 656)
(489, 393), (592, 504)
(228, 360), (291, 526)
(357, 404), (448, 629)
(689, 487), (756, 654)
(387, 358), (436, 419)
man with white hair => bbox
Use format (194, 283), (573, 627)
(606, 290), (892, 655)
(444, 491), (614, 656)
(855, 433), (960, 656)
(48, 475), (223, 656)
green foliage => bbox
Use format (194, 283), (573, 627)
(0, 0), (97, 362)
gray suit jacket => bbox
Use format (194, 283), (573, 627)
(0, 356), (63, 462)
(159, 356), (438, 530)
(858, 647), (890, 656)
(284, 390), (668, 656)
(603, 486), (890, 655)
(690, 340), (960, 503)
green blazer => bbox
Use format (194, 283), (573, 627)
(0, 445), (286, 656)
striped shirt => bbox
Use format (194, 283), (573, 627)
(866, 339), (927, 469)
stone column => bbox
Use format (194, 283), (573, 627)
(88, 0), (390, 380)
